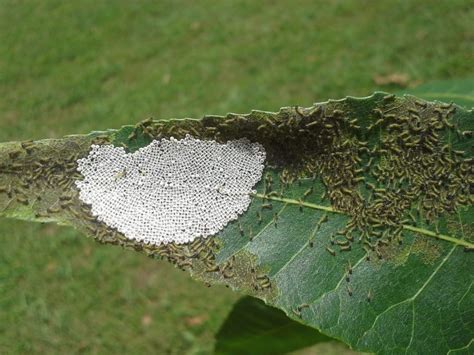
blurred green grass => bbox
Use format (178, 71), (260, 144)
(0, 0), (472, 353)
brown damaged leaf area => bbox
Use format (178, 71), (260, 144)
(411, 238), (442, 265)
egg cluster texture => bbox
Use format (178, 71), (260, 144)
(75, 135), (266, 245)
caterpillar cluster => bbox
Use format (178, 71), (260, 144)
(1, 94), (472, 297)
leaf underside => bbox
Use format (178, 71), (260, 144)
(0, 91), (473, 354)
(214, 296), (334, 355)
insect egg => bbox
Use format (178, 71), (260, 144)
(75, 136), (266, 246)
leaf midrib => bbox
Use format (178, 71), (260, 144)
(251, 193), (473, 249)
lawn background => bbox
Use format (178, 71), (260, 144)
(0, 1), (472, 354)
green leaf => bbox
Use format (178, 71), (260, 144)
(402, 78), (474, 109)
(0, 90), (473, 354)
(214, 296), (334, 355)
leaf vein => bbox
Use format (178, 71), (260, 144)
(357, 244), (457, 346)
(308, 254), (366, 306)
(405, 302), (416, 354)
(221, 203), (288, 263)
(447, 338), (474, 354)
(272, 219), (321, 277)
